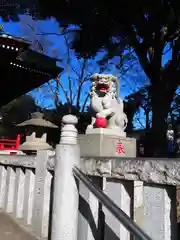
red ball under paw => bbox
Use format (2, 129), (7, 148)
(94, 117), (107, 128)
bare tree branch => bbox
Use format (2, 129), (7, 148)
(36, 29), (80, 36)
(47, 81), (61, 106)
(134, 111), (145, 129)
(55, 77), (70, 104)
(81, 93), (90, 113)
(71, 65), (81, 78)
(76, 58), (87, 109)
(135, 116), (145, 129)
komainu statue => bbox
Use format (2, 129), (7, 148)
(86, 73), (128, 136)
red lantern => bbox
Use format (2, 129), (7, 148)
(94, 117), (107, 128)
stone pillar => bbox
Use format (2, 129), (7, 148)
(143, 184), (177, 240)
(32, 150), (53, 238)
(51, 115), (80, 240)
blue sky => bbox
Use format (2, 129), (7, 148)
(0, 15), (173, 128)
(1, 16), (147, 98)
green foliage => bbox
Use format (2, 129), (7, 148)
(0, 95), (39, 138)
(44, 102), (91, 134)
(2, 1), (180, 155)
(0, 95), (90, 143)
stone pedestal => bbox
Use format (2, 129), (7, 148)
(86, 127), (126, 137)
(79, 129), (136, 157)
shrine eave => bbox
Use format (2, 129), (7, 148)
(0, 33), (62, 77)
(0, 33), (63, 106)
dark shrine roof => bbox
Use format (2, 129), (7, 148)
(0, 33), (63, 106)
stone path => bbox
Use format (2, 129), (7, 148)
(0, 212), (37, 240)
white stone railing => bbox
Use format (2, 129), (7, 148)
(0, 153), (178, 240)
(79, 157), (178, 240)
(0, 115), (178, 240)
(0, 151), (55, 238)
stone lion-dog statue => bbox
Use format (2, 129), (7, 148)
(86, 73), (128, 136)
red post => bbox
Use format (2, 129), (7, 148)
(16, 134), (21, 149)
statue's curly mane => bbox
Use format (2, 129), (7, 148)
(90, 74), (116, 99)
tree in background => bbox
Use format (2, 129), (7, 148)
(169, 87), (180, 127)
(19, 16), (146, 133)
(0, 95), (39, 138)
(20, 16), (101, 113)
(1, 0), (180, 155)
(21, 0), (180, 156)
(132, 86), (152, 130)
(124, 90), (145, 133)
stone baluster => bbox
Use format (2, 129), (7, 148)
(23, 168), (35, 225)
(13, 168), (25, 218)
(51, 115), (80, 240)
(0, 165), (7, 209)
(133, 181), (144, 228)
(4, 166), (16, 213)
(78, 177), (102, 240)
(32, 150), (53, 238)
(103, 179), (132, 240)
(142, 184), (177, 240)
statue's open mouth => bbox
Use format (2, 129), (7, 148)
(97, 83), (109, 93)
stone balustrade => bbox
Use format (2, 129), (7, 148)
(0, 151), (54, 239)
(0, 115), (178, 240)
(79, 157), (178, 240)
(0, 152), (178, 240)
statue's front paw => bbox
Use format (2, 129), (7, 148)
(109, 112), (115, 117)
(87, 124), (93, 129)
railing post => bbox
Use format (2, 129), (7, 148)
(32, 150), (52, 238)
(51, 115), (80, 240)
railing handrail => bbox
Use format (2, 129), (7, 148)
(73, 166), (153, 240)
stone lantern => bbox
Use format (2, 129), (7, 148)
(17, 112), (58, 153)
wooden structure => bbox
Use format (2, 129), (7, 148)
(0, 33), (62, 106)
(0, 134), (20, 151)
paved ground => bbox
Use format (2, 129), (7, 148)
(0, 212), (37, 240)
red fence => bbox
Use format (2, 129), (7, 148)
(0, 134), (21, 151)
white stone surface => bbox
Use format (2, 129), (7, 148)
(13, 168), (25, 218)
(23, 169), (35, 225)
(42, 170), (52, 238)
(133, 181), (144, 228)
(32, 150), (52, 238)
(103, 179), (132, 240)
(78, 178), (100, 240)
(0, 166), (7, 208)
(60, 114), (78, 145)
(81, 157), (180, 185)
(143, 184), (177, 240)
(4, 167), (16, 213)
(0, 137), (178, 240)
(0, 155), (36, 168)
(86, 128), (126, 137)
(51, 114), (80, 240)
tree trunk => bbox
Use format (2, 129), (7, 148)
(151, 89), (172, 157)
